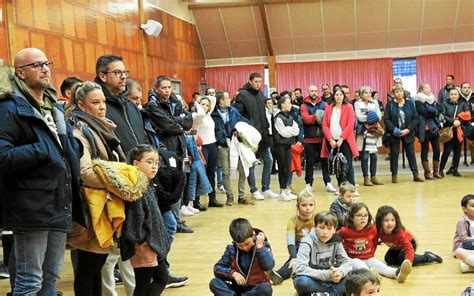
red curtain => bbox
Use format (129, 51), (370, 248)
(205, 64), (265, 97)
(276, 58), (393, 104)
(416, 51), (474, 94)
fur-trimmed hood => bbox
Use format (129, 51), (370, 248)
(92, 159), (149, 202)
(414, 92), (436, 105)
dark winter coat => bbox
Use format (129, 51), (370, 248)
(145, 89), (193, 158)
(94, 77), (148, 154)
(234, 83), (270, 148)
(211, 106), (241, 147)
(384, 99), (419, 144)
(0, 74), (82, 232)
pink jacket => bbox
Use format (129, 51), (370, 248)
(321, 103), (359, 158)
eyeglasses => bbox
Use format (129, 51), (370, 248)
(103, 70), (130, 78)
(18, 61), (53, 70)
(354, 214), (369, 219)
(139, 160), (160, 167)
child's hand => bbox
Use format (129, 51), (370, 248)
(330, 267), (342, 283)
(255, 232), (265, 248)
(288, 258), (297, 270)
(232, 272), (246, 286)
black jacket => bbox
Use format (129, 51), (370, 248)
(95, 77), (148, 154)
(154, 166), (186, 213)
(384, 99), (419, 144)
(211, 106), (241, 147)
(234, 83), (270, 148)
(0, 81), (81, 232)
(442, 100), (469, 127)
(145, 89), (192, 158)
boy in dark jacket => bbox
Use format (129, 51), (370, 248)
(209, 218), (275, 295)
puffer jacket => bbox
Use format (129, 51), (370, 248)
(0, 67), (82, 232)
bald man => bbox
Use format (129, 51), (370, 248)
(0, 48), (81, 295)
(300, 85), (336, 194)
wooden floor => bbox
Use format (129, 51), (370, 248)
(1, 160), (473, 295)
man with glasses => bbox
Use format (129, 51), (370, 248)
(94, 54), (147, 154)
(321, 83), (332, 104)
(94, 54), (148, 296)
(0, 48), (81, 295)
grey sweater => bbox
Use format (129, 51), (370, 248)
(295, 229), (352, 281)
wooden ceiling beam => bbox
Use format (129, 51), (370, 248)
(257, 0), (274, 56)
(188, 1), (256, 10)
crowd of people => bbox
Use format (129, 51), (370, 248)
(0, 47), (473, 296)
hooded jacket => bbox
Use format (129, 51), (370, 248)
(0, 68), (81, 232)
(213, 228), (275, 287)
(234, 83), (270, 148)
(94, 77), (147, 154)
(295, 229), (352, 281)
(211, 106), (241, 147)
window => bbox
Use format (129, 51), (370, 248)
(393, 58), (417, 95)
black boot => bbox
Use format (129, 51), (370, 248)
(446, 166), (454, 175)
(208, 196), (223, 207)
(452, 168), (462, 177)
(193, 199), (207, 211)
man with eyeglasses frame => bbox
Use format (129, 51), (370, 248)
(94, 54), (148, 295)
(94, 54), (147, 155)
(0, 48), (82, 295)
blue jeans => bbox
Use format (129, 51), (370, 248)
(248, 147), (272, 193)
(12, 230), (66, 296)
(162, 210), (177, 244)
(216, 152), (223, 187)
(209, 278), (272, 296)
(293, 275), (346, 296)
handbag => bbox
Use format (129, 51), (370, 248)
(439, 127), (453, 143)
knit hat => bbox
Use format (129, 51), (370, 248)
(366, 111), (380, 124)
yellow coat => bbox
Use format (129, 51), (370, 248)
(73, 159), (148, 251)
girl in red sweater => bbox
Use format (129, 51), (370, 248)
(338, 203), (410, 283)
(375, 206), (443, 271)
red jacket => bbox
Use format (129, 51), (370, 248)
(321, 103), (359, 158)
(291, 143), (304, 176)
(338, 225), (378, 260)
(378, 229), (415, 263)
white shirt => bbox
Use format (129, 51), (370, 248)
(330, 106), (343, 140)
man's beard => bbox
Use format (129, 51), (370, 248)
(26, 77), (50, 91)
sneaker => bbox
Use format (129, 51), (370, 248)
(252, 191), (265, 200)
(0, 262), (9, 279)
(238, 197), (255, 205)
(424, 250), (443, 263)
(269, 269), (283, 285)
(187, 205), (199, 213)
(179, 205), (194, 216)
(459, 262), (474, 273)
(262, 189), (279, 199)
(396, 259), (412, 283)
(278, 192), (292, 202)
(218, 185), (225, 193)
(176, 221), (194, 233)
(353, 190), (360, 197)
(325, 183), (337, 193)
(285, 189), (297, 200)
(114, 269), (123, 285)
(166, 274), (189, 288)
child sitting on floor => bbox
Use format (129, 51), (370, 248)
(270, 193), (315, 285)
(453, 194), (474, 273)
(330, 182), (356, 230)
(209, 218), (275, 295)
(344, 268), (380, 296)
(293, 211), (352, 296)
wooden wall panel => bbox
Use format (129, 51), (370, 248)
(1, 0), (204, 101)
(0, 0), (9, 65)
